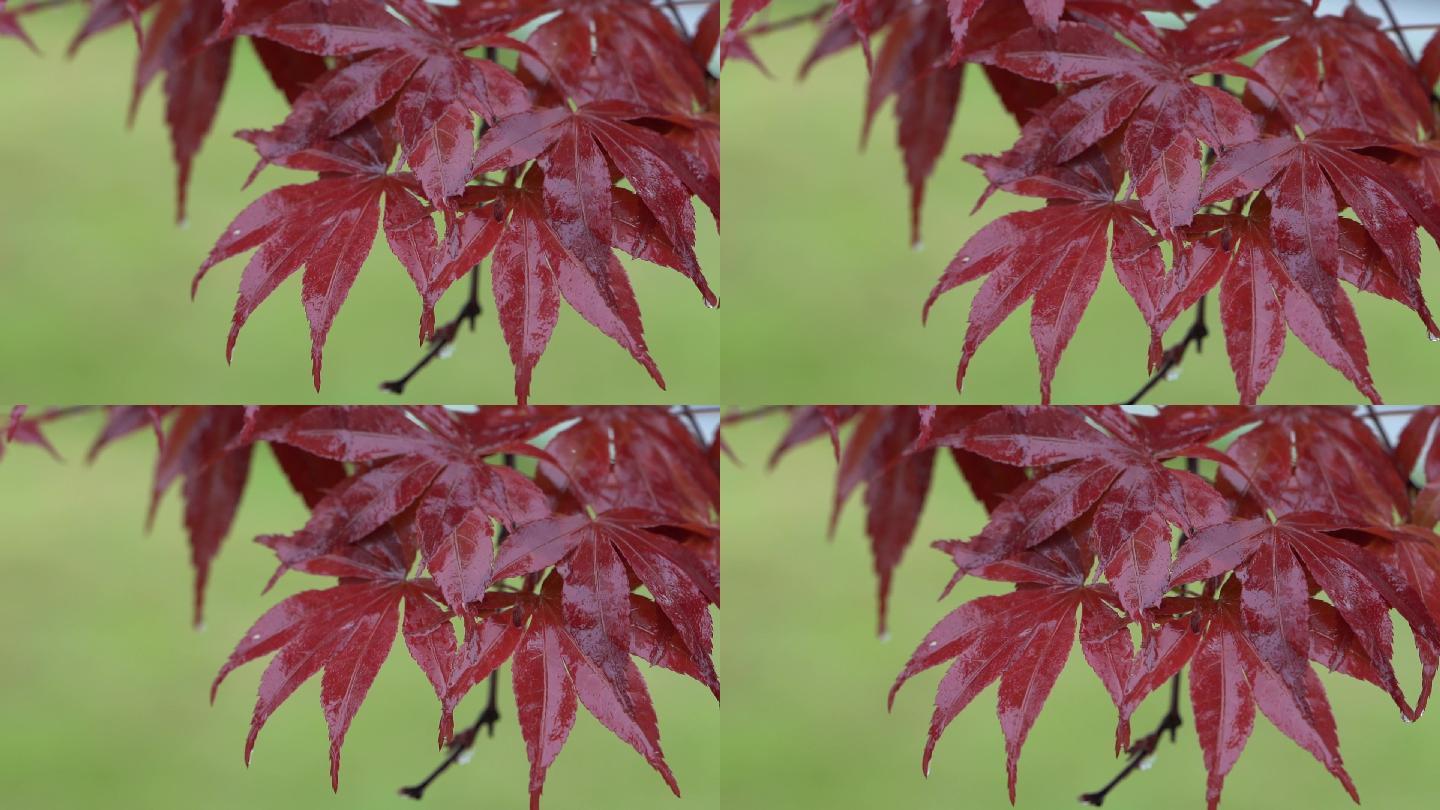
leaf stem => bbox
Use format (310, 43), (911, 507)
(1124, 296), (1208, 405)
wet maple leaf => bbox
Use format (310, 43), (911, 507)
(146, 406), (253, 626)
(457, 171), (667, 403)
(1182, 580), (1357, 810)
(194, 121), (465, 389)
(925, 150), (1169, 401)
(976, 18), (1261, 237)
(208, 521), (518, 789)
(927, 406), (1232, 618)
(232, 0), (532, 206)
(238, 406), (550, 611)
(511, 573), (682, 810)
(889, 532), (1133, 801)
(521, 0), (711, 111)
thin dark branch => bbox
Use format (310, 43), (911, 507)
(1366, 406), (1422, 492)
(1079, 676), (1184, 806)
(1378, 2), (1440, 105)
(400, 673), (502, 800)
(661, 0), (689, 35)
(380, 267), (483, 395)
(1124, 296), (1208, 405)
(1378, 0), (1420, 64)
(678, 405), (707, 444)
(1355, 405), (1435, 417)
(1367, 405), (1396, 454)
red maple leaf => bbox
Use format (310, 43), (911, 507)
(925, 150), (1167, 401)
(889, 531), (1133, 800)
(194, 121), (474, 389)
(231, 0), (532, 206)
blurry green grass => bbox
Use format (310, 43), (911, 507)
(722, 415), (1440, 809)
(721, 7), (1440, 404)
(0, 416), (719, 810)
(0, 10), (718, 403)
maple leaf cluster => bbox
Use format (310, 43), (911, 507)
(763, 404), (1440, 808)
(14, 0), (719, 400)
(14, 405), (719, 808)
(733, 1), (1440, 404)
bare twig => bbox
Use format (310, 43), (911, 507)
(1366, 406), (1423, 492)
(380, 267), (483, 395)
(678, 405), (707, 444)
(1124, 296), (1208, 405)
(661, 0), (689, 35)
(399, 674), (502, 800)
(1378, 0), (1420, 65)
(1367, 405), (1396, 454)
(1079, 675), (1184, 806)
(1376, 0), (1440, 104)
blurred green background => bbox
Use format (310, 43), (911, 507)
(0, 415), (719, 810)
(722, 2), (1440, 404)
(723, 413), (1440, 809)
(0, 9), (719, 403)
